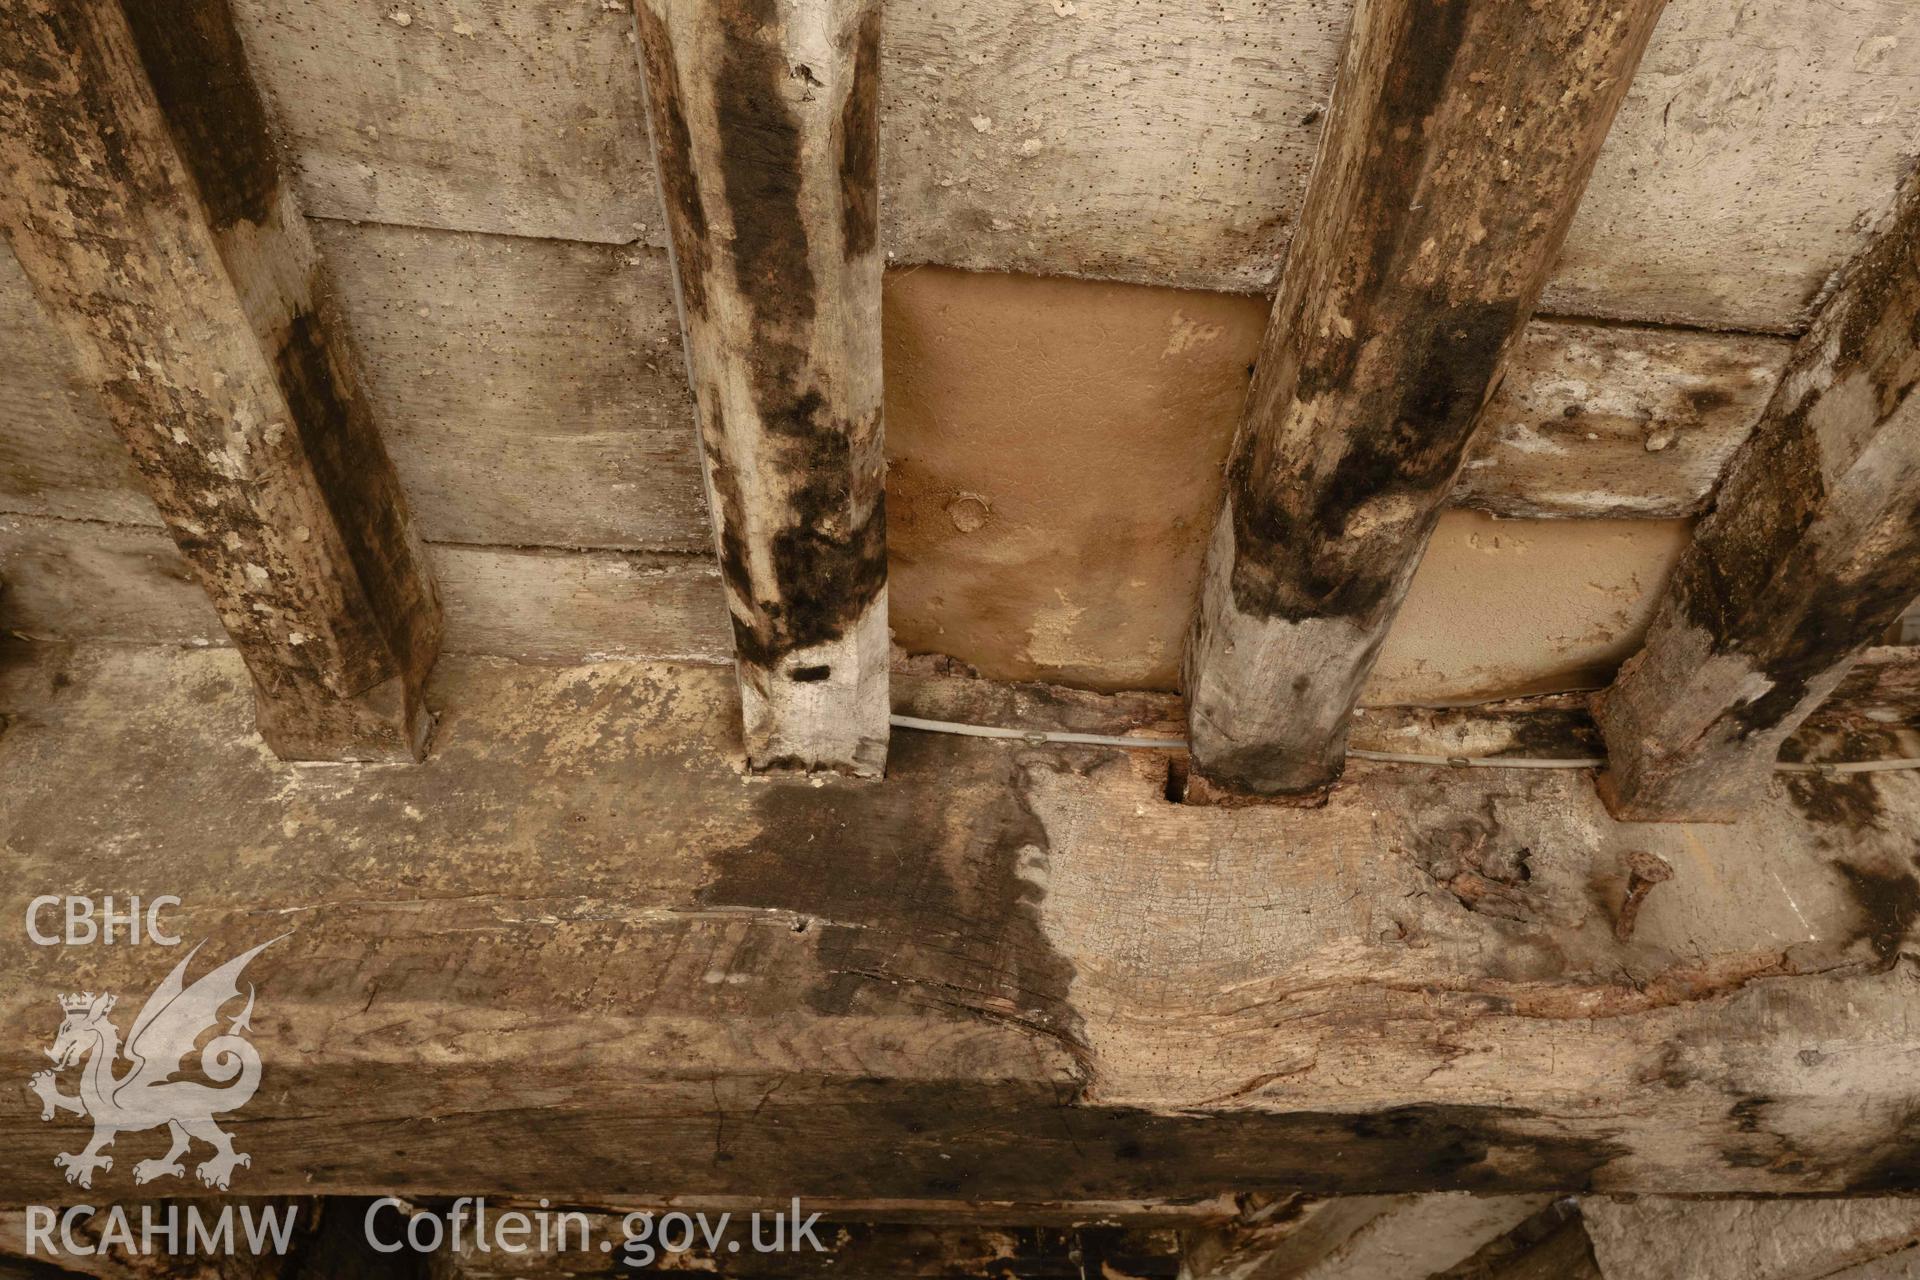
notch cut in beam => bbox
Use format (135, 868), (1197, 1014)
(0, 0), (441, 760)
(636, 0), (889, 777)
(1182, 0), (1668, 798)
(1593, 173), (1920, 822)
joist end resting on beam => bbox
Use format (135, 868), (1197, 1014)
(0, 0), (441, 762)
(1594, 170), (1920, 823)
(636, 0), (889, 778)
(1180, 0), (1669, 800)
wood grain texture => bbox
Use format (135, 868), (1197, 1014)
(0, 248), (155, 528)
(1582, 1198), (1920, 1280)
(637, 0), (889, 774)
(231, 0), (661, 246)
(316, 224), (708, 553)
(428, 1215), (1182, 1278)
(1594, 174), (1920, 822)
(1180, 1196), (1549, 1280)
(1183, 0), (1669, 797)
(1541, 0), (1920, 334)
(0, 515), (732, 665)
(0, 0), (441, 761)
(3, 647), (1920, 1201)
(1, 228), (710, 553)
(213, 0), (1920, 331)
(1461, 320), (1788, 520)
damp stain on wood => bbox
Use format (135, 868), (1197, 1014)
(121, 0), (279, 232)
(682, 0), (886, 674)
(634, 2), (711, 316)
(836, 6), (881, 259)
(696, 735), (1084, 1050)
(1833, 859), (1920, 969)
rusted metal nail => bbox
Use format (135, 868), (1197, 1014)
(1614, 850), (1674, 941)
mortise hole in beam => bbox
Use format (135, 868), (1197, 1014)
(789, 664), (832, 683)
(1164, 756), (1190, 804)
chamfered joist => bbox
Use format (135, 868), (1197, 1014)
(0, 0), (441, 760)
(635, 0), (889, 776)
(1593, 174), (1920, 822)
(1182, 0), (1668, 798)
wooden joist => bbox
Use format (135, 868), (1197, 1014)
(0, 0), (439, 760)
(636, 0), (889, 776)
(1182, 0), (1669, 797)
(1593, 175), (1920, 822)
(4, 647), (1919, 1200)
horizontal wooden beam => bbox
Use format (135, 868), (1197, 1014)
(1593, 175), (1920, 821)
(637, 0), (889, 776)
(3, 648), (1918, 1202)
(0, 0), (440, 760)
(1183, 0), (1668, 797)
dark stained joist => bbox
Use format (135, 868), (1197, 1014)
(0, 0), (440, 760)
(1182, 0), (1668, 798)
(635, 0), (889, 776)
(1593, 175), (1920, 822)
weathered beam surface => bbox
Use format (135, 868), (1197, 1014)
(1593, 175), (1920, 821)
(1581, 1197), (1920, 1280)
(637, 0), (889, 775)
(0, 0), (439, 760)
(1178, 1195), (1547, 1280)
(1183, 0), (1668, 796)
(3, 647), (1919, 1201)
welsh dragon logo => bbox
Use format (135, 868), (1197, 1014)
(26, 937), (283, 1191)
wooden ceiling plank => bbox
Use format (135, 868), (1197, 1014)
(1182, 0), (1669, 799)
(636, 0), (889, 777)
(0, 0), (440, 761)
(1593, 176), (1920, 822)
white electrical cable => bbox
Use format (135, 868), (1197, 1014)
(887, 714), (1186, 751)
(887, 714), (1920, 774)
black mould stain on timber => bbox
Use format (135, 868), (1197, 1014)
(707, 0), (886, 672)
(716, 0), (814, 327)
(1785, 772), (1886, 829)
(273, 289), (438, 687)
(1782, 725), (1897, 828)
(1834, 860), (1920, 969)
(122, 0), (280, 231)
(697, 735), (1084, 1055)
(1228, 292), (1520, 624)
(1719, 1095), (1817, 1178)
(1223, 0), (1508, 627)
(1674, 191), (1920, 739)
(634, 4), (710, 316)
(1850, 1106), (1920, 1192)
(837, 7), (881, 259)
(743, 1090), (1624, 1200)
